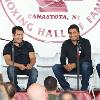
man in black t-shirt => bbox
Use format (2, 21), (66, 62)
(3, 26), (38, 91)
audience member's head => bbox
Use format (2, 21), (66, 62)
(27, 83), (48, 100)
(0, 83), (10, 100)
(58, 91), (77, 100)
(44, 76), (57, 91)
(4, 82), (16, 99)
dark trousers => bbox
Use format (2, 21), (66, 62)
(96, 64), (100, 78)
(52, 62), (93, 90)
(7, 66), (38, 91)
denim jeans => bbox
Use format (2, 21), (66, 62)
(96, 63), (100, 78)
(52, 62), (93, 90)
(7, 66), (38, 91)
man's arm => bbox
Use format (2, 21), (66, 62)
(61, 41), (76, 71)
(60, 42), (67, 65)
(4, 54), (26, 70)
(29, 52), (36, 66)
(26, 52), (36, 69)
(80, 39), (91, 63)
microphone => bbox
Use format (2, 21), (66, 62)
(0, 38), (10, 41)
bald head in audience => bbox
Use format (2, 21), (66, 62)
(58, 91), (77, 100)
(27, 83), (48, 100)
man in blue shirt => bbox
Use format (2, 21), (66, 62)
(52, 24), (93, 91)
(3, 26), (38, 91)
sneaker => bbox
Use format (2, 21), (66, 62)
(81, 88), (88, 91)
(56, 88), (63, 92)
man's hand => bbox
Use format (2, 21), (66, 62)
(64, 63), (76, 71)
(18, 64), (26, 70)
(70, 63), (76, 69)
(17, 64), (33, 70)
(25, 64), (33, 70)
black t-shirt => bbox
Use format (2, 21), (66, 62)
(3, 41), (35, 64)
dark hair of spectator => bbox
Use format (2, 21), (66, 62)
(44, 76), (57, 91)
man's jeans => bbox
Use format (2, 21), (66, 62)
(7, 66), (38, 91)
(96, 63), (100, 78)
(52, 62), (93, 90)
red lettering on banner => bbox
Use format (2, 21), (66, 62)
(94, 3), (100, 13)
(28, 14), (68, 19)
(5, 0), (34, 31)
(46, 30), (53, 37)
(72, 15), (80, 20)
(78, 23), (84, 30)
(38, 28), (45, 36)
(91, 12), (98, 19)
(38, 28), (66, 38)
(7, 2), (15, 10)
(86, 1), (100, 23)
(1, 0), (99, 42)
(11, 9), (19, 17)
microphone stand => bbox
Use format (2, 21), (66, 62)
(0, 38), (15, 84)
(0, 38), (11, 41)
(77, 43), (81, 91)
(11, 41), (15, 84)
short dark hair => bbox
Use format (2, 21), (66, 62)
(58, 91), (77, 100)
(44, 76), (57, 91)
(12, 26), (24, 35)
(68, 24), (80, 33)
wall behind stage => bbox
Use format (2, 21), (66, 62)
(0, 0), (100, 57)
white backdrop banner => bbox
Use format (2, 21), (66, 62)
(0, 0), (100, 57)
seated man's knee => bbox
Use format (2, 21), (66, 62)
(96, 64), (100, 71)
(81, 62), (93, 75)
(31, 67), (38, 76)
(52, 64), (60, 71)
(7, 67), (14, 74)
(96, 64), (100, 76)
(81, 62), (91, 70)
(7, 67), (15, 79)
